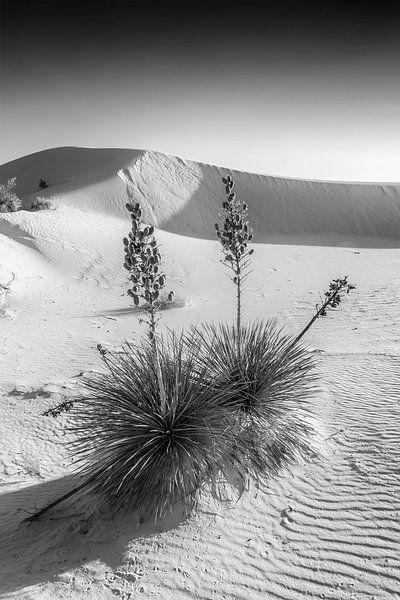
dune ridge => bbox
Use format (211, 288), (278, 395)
(1, 146), (400, 240)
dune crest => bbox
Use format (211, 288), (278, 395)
(1, 146), (400, 241)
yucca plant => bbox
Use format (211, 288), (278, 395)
(23, 333), (249, 523)
(191, 320), (317, 477)
(196, 175), (317, 477)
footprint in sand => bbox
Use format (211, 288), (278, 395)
(279, 506), (294, 528)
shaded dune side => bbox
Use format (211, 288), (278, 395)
(1, 147), (400, 241)
(0, 147), (143, 206)
(120, 151), (400, 240)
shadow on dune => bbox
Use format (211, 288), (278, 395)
(3, 146), (400, 249)
(0, 147), (145, 201)
(157, 165), (400, 248)
(0, 475), (187, 596)
(119, 154), (400, 248)
(0, 219), (37, 251)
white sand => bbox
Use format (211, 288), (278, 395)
(0, 147), (399, 599)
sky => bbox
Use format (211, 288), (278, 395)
(1, 1), (400, 180)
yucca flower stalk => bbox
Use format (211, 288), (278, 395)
(293, 276), (356, 345)
(214, 174), (254, 360)
(123, 194), (174, 414)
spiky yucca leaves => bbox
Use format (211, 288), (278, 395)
(66, 333), (248, 521)
(191, 321), (317, 479)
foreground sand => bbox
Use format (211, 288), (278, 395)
(0, 148), (399, 599)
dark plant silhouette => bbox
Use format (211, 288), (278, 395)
(123, 192), (173, 413)
(42, 400), (73, 417)
(215, 174), (254, 359)
(191, 320), (317, 478)
(0, 177), (21, 212)
(31, 196), (54, 211)
(23, 333), (249, 523)
(293, 276), (356, 345)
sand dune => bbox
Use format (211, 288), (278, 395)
(1, 146), (400, 240)
(0, 147), (399, 599)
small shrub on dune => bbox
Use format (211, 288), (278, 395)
(0, 177), (21, 212)
(30, 196), (55, 211)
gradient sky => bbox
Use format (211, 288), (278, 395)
(1, 1), (400, 180)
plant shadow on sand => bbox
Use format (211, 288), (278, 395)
(0, 474), (187, 596)
(75, 298), (188, 319)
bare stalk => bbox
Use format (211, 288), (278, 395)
(235, 258), (242, 360)
(148, 298), (167, 414)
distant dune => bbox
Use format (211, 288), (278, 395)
(1, 146), (400, 241)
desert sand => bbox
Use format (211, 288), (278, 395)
(0, 147), (399, 599)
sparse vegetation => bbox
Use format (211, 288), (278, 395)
(215, 174), (254, 359)
(0, 177), (21, 212)
(30, 196), (55, 211)
(25, 176), (357, 525)
(191, 174), (351, 481)
(42, 400), (73, 417)
(24, 334), (249, 523)
(293, 276), (356, 345)
(123, 195), (174, 339)
(123, 191), (174, 413)
(191, 320), (316, 478)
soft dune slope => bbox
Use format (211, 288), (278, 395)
(1, 146), (400, 241)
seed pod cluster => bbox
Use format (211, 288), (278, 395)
(123, 202), (173, 307)
(321, 276), (356, 314)
(215, 175), (254, 268)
